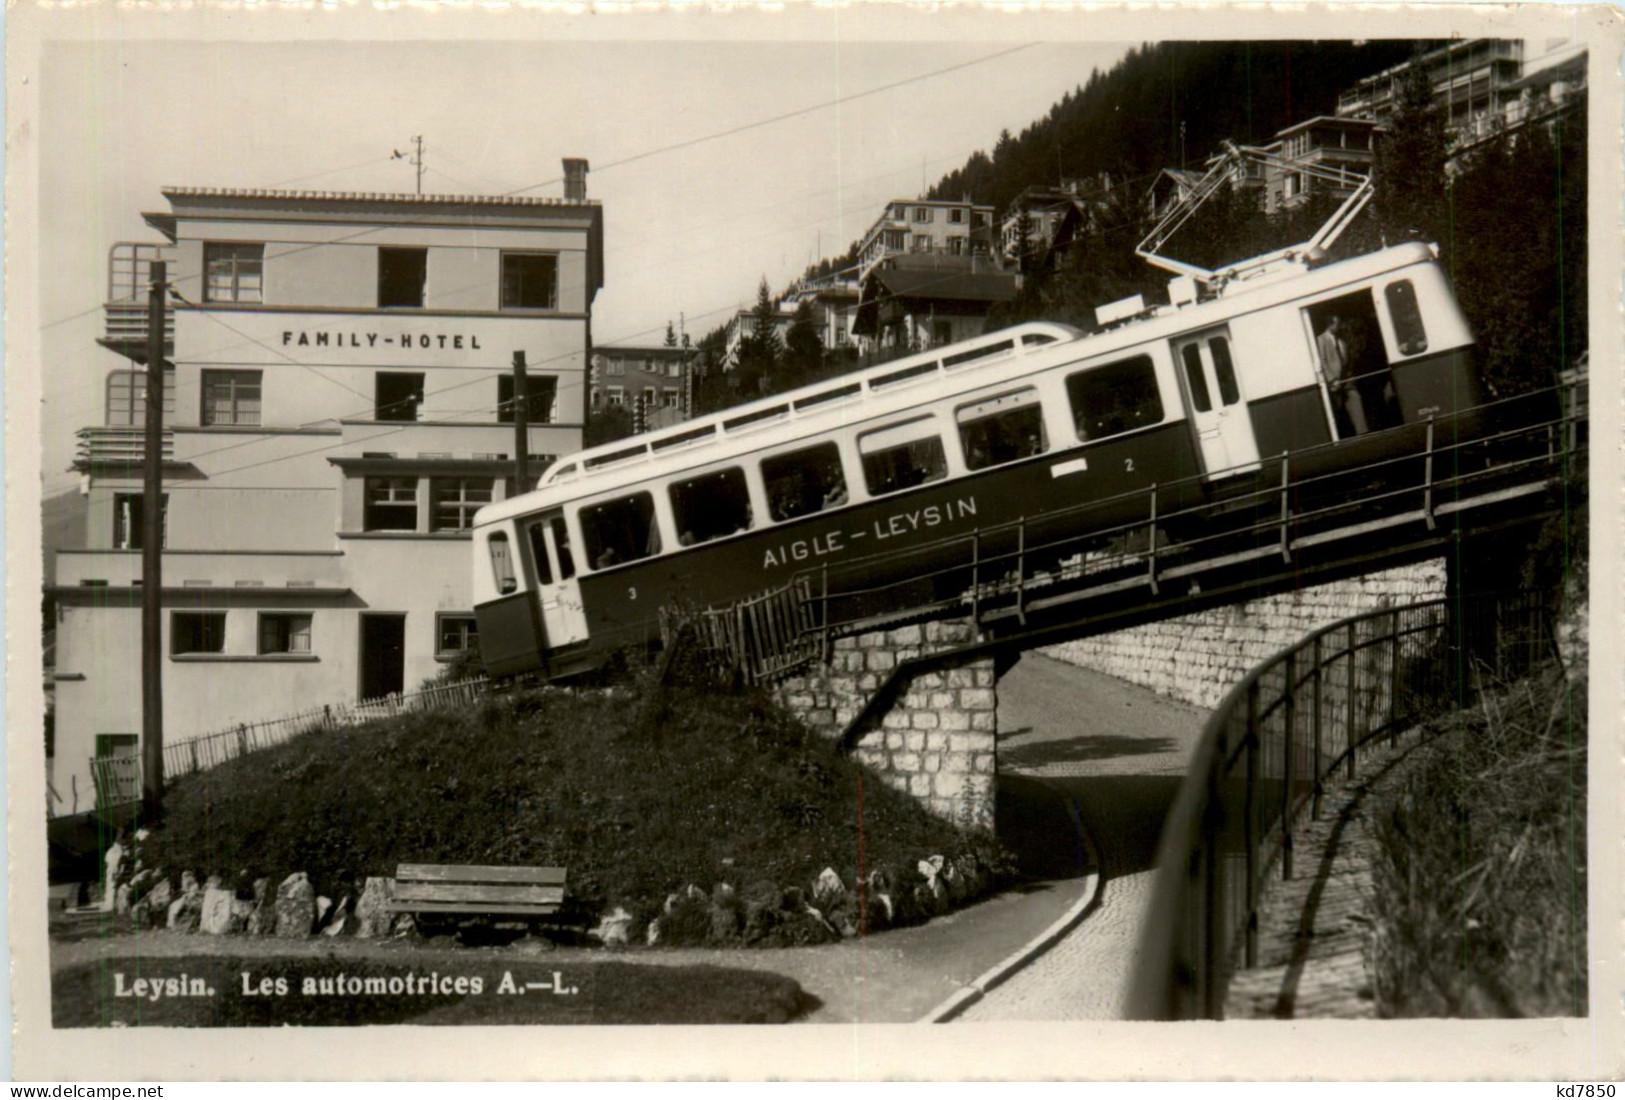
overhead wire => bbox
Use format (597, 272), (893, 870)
(40, 42), (1041, 335)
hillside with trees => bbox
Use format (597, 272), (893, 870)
(712, 38), (1585, 414)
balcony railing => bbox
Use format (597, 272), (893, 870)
(75, 427), (174, 469)
(104, 242), (176, 353)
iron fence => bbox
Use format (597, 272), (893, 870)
(1124, 589), (1554, 1019)
(89, 678), (490, 804)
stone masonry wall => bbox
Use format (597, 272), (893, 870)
(1042, 561), (1448, 711)
(773, 619), (997, 831)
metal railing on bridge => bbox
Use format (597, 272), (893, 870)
(89, 678), (490, 809)
(756, 380), (1581, 674)
(1124, 589), (1556, 1020)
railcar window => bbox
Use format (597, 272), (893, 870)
(1211, 337), (1241, 406)
(762, 442), (847, 522)
(956, 388), (1048, 471)
(1069, 355), (1165, 441)
(1180, 345), (1212, 413)
(943, 339), (1014, 368)
(1385, 280), (1428, 356)
(859, 417), (948, 496)
(526, 521), (554, 586)
(551, 517), (576, 580)
(581, 492), (662, 570)
(671, 467), (753, 546)
(489, 532), (517, 594)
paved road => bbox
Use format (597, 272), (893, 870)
(959, 652), (1209, 1021)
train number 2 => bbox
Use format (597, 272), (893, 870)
(1124, 457), (1135, 473)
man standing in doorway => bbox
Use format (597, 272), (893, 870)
(1317, 314), (1366, 436)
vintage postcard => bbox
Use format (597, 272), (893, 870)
(7, 0), (1621, 1081)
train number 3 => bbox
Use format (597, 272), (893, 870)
(1124, 457), (1135, 473)
(628, 587), (637, 601)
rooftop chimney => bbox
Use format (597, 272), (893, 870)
(563, 158), (589, 201)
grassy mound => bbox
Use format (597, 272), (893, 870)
(144, 674), (1008, 935)
(1369, 663), (1587, 1017)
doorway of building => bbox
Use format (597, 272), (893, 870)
(359, 614), (407, 700)
(94, 734), (141, 806)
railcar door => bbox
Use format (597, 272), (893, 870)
(1174, 326), (1260, 477)
(523, 510), (589, 650)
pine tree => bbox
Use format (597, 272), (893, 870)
(735, 278), (782, 396)
(1372, 58), (1449, 248)
(663, 321), (678, 348)
(782, 299), (825, 389)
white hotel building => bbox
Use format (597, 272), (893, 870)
(50, 164), (603, 816)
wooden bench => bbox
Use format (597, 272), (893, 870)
(388, 863), (567, 925)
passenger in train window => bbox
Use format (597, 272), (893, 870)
(672, 467), (751, 546)
(1316, 313), (1367, 436)
(1068, 356), (1161, 444)
(963, 426), (993, 471)
(763, 442), (843, 522)
(958, 394), (1045, 470)
(582, 491), (659, 570)
(864, 437), (947, 495)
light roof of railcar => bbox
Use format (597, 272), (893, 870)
(475, 241), (1440, 528)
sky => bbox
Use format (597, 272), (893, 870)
(33, 34), (1133, 495)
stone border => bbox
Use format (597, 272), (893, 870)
(920, 825), (1102, 1024)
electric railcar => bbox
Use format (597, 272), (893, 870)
(472, 241), (1485, 680)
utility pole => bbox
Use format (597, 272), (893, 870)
(512, 350), (530, 491)
(141, 261), (167, 825)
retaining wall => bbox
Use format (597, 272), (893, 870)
(773, 619), (997, 831)
(1041, 561), (1449, 710)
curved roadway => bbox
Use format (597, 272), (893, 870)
(958, 652), (1209, 1021)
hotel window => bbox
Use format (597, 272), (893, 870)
(912, 236), (933, 253)
(106, 370), (174, 427)
(662, 387), (680, 408)
(258, 613), (312, 655)
(643, 387), (657, 409)
(375, 372), (424, 422)
(500, 252), (559, 310)
(430, 477), (494, 532)
(607, 386), (624, 407)
(883, 230), (907, 251)
(172, 612), (227, 656)
(364, 477), (418, 531)
(914, 207), (932, 223)
(498, 375), (557, 424)
(665, 361), (682, 378)
(201, 370), (262, 427)
(605, 360), (625, 375)
(436, 614), (479, 658)
(378, 247), (428, 309)
(204, 243), (263, 303)
(949, 208), (965, 224)
(112, 493), (168, 550)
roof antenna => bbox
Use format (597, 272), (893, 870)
(391, 136), (424, 195)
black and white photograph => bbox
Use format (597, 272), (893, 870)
(7, 1), (1620, 1081)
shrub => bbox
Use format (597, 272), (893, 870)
(1369, 664), (1587, 1017)
(144, 672), (1009, 937)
